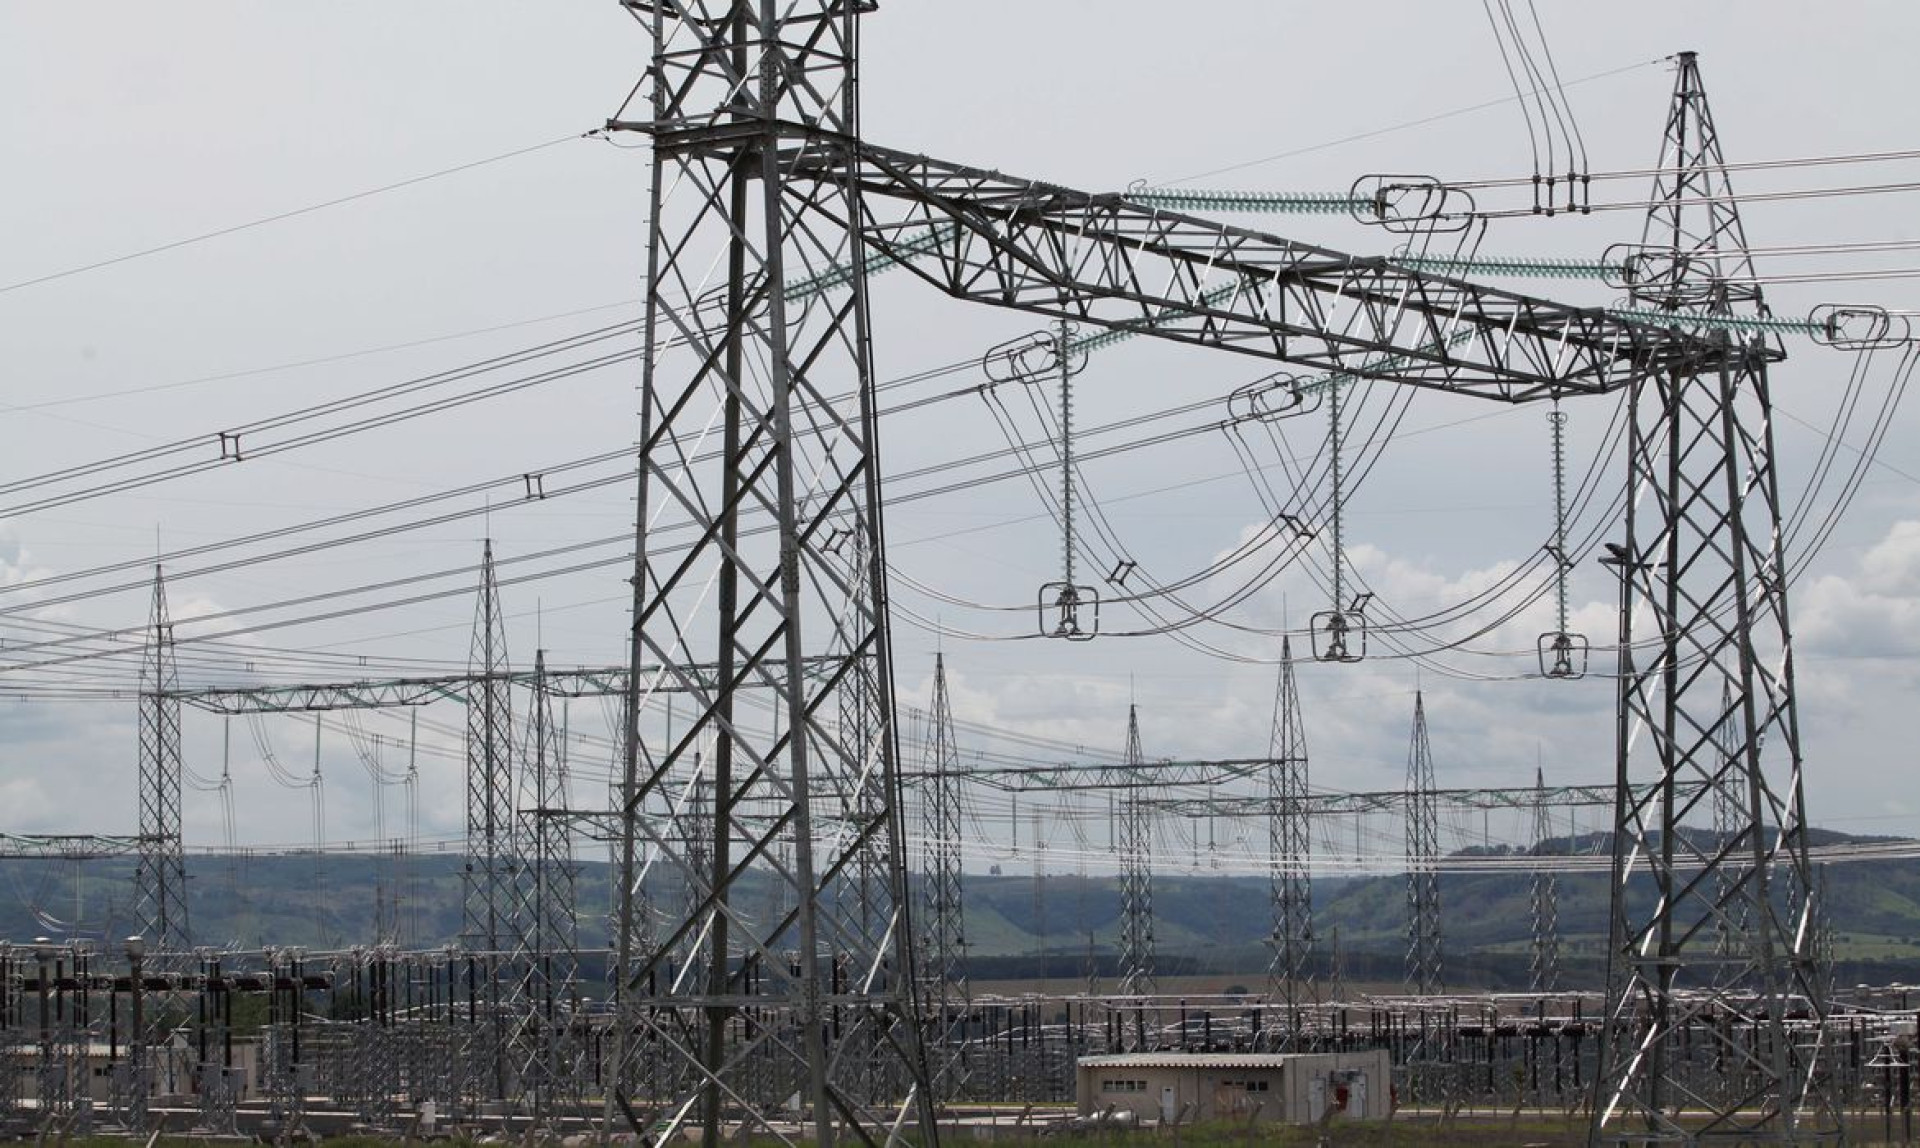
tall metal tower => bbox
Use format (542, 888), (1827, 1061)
(1404, 691), (1442, 997)
(462, 539), (518, 1102)
(605, 3), (935, 1141)
(920, 654), (969, 1095)
(1325, 924), (1348, 1004)
(1116, 705), (1157, 1007)
(134, 566), (190, 960)
(515, 649), (580, 1115)
(463, 540), (518, 961)
(1529, 767), (1561, 994)
(1266, 636), (1314, 1044)
(524, 650), (579, 982)
(1593, 51), (1837, 1143)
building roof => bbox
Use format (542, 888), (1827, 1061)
(1077, 1053), (1320, 1070)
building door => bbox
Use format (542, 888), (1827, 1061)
(1349, 1073), (1367, 1117)
(1161, 1085), (1177, 1123)
(1310, 1077), (1326, 1120)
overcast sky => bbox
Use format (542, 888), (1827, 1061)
(3, 4), (1918, 905)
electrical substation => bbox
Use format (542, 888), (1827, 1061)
(5, 4), (1920, 1145)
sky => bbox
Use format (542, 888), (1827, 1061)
(2, 3), (1919, 905)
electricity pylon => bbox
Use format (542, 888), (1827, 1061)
(1529, 767), (1561, 994)
(462, 539), (518, 1103)
(920, 654), (969, 1099)
(1266, 636), (1314, 1046)
(1116, 705), (1157, 1009)
(1404, 691), (1442, 997)
(605, 4), (936, 1142)
(1592, 51), (1837, 1144)
(134, 566), (190, 963)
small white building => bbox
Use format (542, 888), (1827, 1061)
(1075, 1050), (1390, 1126)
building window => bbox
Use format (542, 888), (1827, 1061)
(1100, 1079), (1146, 1094)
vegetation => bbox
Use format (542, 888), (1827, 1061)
(8, 826), (1920, 988)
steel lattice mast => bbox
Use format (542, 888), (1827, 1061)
(462, 538), (518, 1102)
(1404, 691), (1442, 997)
(1266, 636), (1314, 1045)
(606, 4), (935, 1142)
(1116, 705), (1157, 1014)
(920, 653), (968, 1098)
(1592, 51), (1837, 1144)
(1529, 767), (1561, 994)
(516, 649), (580, 1116)
(134, 566), (190, 962)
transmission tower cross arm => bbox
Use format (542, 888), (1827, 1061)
(899, 756), (1268, 793)
(786, 140), (1748, 401)
(0, 833), (143, 861)
(1144, 778), (1709, 817)
(164, 655), (836, 713)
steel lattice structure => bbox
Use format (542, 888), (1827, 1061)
(1265, 636), (1314, 1045)
(1404, 691), (1443, 998)
(462, 540), (520, 1104)
(1529, 768), (1562, 994)
(1115, 705), (1157, 1012)
(89, 14), (1832, 1144)
(1591, 52), (1838, 1144)
(918, 653), (968, 1100)
(605, 4), (935, 1142)
(134, 567), (190, 963)
(515, 649), (582, 1118)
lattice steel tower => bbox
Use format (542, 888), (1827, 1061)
(1592, 51), (1837, 1143)
(1116, 705), (1157, 1007)
(134, 566), (190, 960)
(462, 539), (519, 1102)
(1266, 636), (1314, 1044)
(516, 649), (579, 1115)
(1404, 691), (1442, 997)
(605, 3), (935, 1141)
(463, 540), (518, 961)
(920, 654), (968, 1095)
(1529, 767), (1561, 994)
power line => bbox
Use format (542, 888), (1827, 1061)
(0, 132), (596, 296)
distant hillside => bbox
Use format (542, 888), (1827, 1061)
(5, 828), (1918, 989)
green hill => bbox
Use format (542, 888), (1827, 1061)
(2, 829), (1915, 989)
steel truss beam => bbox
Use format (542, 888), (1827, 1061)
(0, 834), (143, 861)
(165, 656), (838, 714)
(1145, 779), (1709, 818)
(752, 141), (1747, 400)
(902, 755), (1268, 793)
